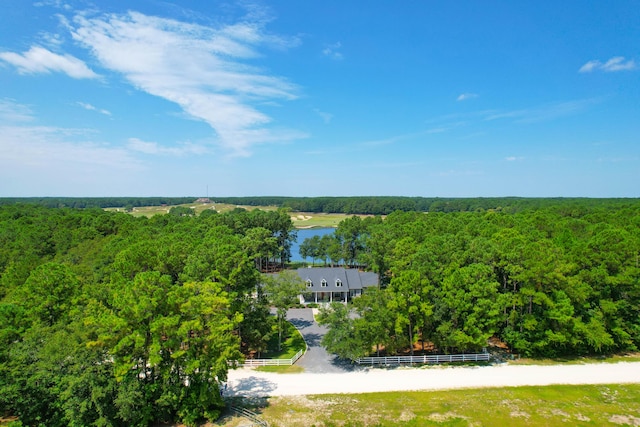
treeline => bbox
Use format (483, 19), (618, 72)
(317, 202), (640, 359)
(2, 196), (638, 215)
(210, 196), (638, 215)
(0, 204), (296, 426)
(0, 197), (197, 209)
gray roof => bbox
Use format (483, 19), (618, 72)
(296, 267), (378, 292)
(359, 271), (379, 288)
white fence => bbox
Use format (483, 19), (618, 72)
(355, 352), (490, 365)
(234, 349), (304, 367)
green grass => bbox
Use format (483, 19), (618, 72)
(262, 322), (306, 360)
(508, 352), (640, 366)
(254, 365), (305, 374)
(228, 383), (640, 426)
(243, 322), (307, 375)
(291, 212), (345, 228)
(105, 202), (370, 228)
(104, 202), (278, 218)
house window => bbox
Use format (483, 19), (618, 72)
(335, 279), (342, 287)
(321, 279), (327, 287)
(306, 279), (313, 288)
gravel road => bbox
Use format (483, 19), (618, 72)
(228, 308), (640, 397)
(227, 362), (640, 397)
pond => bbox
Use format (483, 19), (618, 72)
(290, 227), (334, 262)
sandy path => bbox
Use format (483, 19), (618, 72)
(226, 362), (640, 397)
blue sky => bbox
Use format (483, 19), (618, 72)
(1, 0), (638, 197)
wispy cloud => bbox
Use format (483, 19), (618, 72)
(505, 156), (524, 162)
(77, 101), (112, 116)
(362, 128), (447, 147)
(0, 99), (140, 174)
(0, 46), (99, 79)
(0, 98), (35, 123)
(457, 93), (478, 101)
(579, 56), (636, 73)
(0, 125), (140, 170)
(313, 108), (333, 124)
(322, 42), (343, 60)
(34, 0), (72, 11)
(69, 10), (305, 156)
(484, 98), (597, 123)
(127, 137), (209, 156)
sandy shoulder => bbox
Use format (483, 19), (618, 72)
(226, 362), (640, 397)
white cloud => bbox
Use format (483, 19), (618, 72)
(34, 0), (73, 11)
(69, 10), (304, 156)
(313, 108), (333, 124)
(0, 99), (141, 182)
(457, 93), (478, 101)
(127, 137), (209, 156)
(0, 98), (35, 123)
(322, 42), (343, 60)
(77, 101), (112, 116)
(579, 56), (636, 73)
(0, 124), (140, 170)
(484, 98), (597, 123)
(362, 128), (447, 147)
(0, 46), (99, 79)
(505, 156), (524, 162)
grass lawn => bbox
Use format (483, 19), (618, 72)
(254, 365), (305, 374)
(219, 383), (640, 426)
(256, 321), (306, 360)
(105, 202), (370, 228)
(243, 321), (306, 375)
(508, 352), (640, 366)
(290, 212), (348, 228)
(105, 202), (276, 217)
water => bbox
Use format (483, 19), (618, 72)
(290, 227), (335, 262)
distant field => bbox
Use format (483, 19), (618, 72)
(219, 383), (640, 426)
(105, 202), (276, 217)
(106, 203), (354, 228)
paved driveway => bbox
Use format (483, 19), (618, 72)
(286, 308), (357, 373)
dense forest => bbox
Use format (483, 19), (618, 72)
(0, 205), (295, 426)
(0, 197), (198, 209)
(1, 200), (639, 425)
(206, 196), (637, 215)
(2, 196), (637, 214)
(315, 204), (640, 361)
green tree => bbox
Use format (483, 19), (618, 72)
(317, 302), (369, 360)
(434, 264), (505, 353)
(387, 269), (433, 355)
(263, 271), (305, 351)
(9, 262), (79, 327)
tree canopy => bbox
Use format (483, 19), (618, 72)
(318, 203), (640, 359)
(1, 199), (639, 424)
(0, 204), (296, 426)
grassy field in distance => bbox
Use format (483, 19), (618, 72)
(106, 202), (354, 228)
(217, 383), (640, 427)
